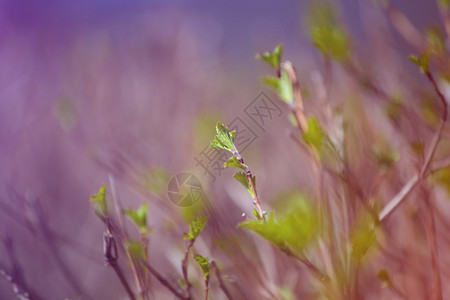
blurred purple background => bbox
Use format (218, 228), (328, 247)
(0, 0), (443, 299)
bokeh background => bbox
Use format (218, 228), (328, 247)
(0, 0), (447, 299)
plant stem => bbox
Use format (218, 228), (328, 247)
(378, 71), (447, 222)
(231, 148), (264, 219)
(141, 260), (188, 300)
(181, 239), (194, 299)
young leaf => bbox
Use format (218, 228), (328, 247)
(260, 68), (294, 104)
(302, 116), (325, 151)
(124, 202), (150, 235)
(184, 216), (208, 241)
(409, 52), (430, 73)
(224, 156), (245, 170)
(193, 254), (210, 278)
(256, 44), (283, 70)
(233, 172), (256, 198)
(90, 184), (108, 217)
(239, 193), (318, 253)
(209, 122), (236, 152)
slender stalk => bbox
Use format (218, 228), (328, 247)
(141, 260), (188, 300)
(210, 261), (234, 300)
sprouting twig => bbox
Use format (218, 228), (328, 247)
(103, 231), (136, 300)
(378, 71), (447, 222)
(108, 175), (146, 298)
(210, 261), (233, 300)
(230, 148), (264, 219)
(181, 239), (195, 299)
(141, 260), (188, 300)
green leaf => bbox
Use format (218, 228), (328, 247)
(209, 122), (236, 152)
(125, 240), (146, 260)
(239, 194), (318, 253)
(307, 2), (351, 62)
(233, 172), (256, 198)
(302, 117), (325, 151)
(409, 52), (430, 73)
(193, 254), (210, 277)
(124, 203), (150, 235)
(90, 184), (108, 217)
(260, 68), (294, 104)
(224, 156), (245, 170)
(252, 208), (260, 218)
(256, 44), (283, 69)
(184, 217), (208, 240)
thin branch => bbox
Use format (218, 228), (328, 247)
(181, 239), (195, 299)
(141, 260), (188, 300)
(378, 71), (448, 222)
(210, 261), (234, 300)
(108, 175), (146, 298)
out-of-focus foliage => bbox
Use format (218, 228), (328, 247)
(432, 167), (450, 195)
(377, 268), (392, 288)
(409, 52), (430, 73)
(125, 240), (146, 260)
(145, 167), (170, 197)
(124, 203), (151, 235)
(350, 213), (377, 261)
(307, 1), (351, 62)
